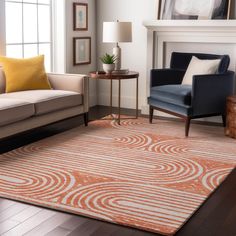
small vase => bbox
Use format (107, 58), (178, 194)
(103, 63), (115, 74)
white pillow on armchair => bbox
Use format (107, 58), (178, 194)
(182, 56), (221, 85)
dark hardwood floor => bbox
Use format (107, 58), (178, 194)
(0, 106), (236, 236)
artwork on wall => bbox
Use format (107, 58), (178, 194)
(73, 3), (88, 31)
(159, 0), (231, 20)
(73, 37), (91, 65)
(212, 0), (231, 19)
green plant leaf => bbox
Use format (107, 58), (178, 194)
(100, 53), (117, 64)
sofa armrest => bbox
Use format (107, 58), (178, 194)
(151, 69), (185, 87)
(192, 71), (235, 116)
(47, 73), (89, 113)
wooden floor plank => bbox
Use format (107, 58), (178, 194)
(2, 209), (56, 236)
(0, 203), (29, 223)
(0, 199), (16, 212)
(10, 205), (42, 223)
(90, 223), (120, 236)
(110, 226), (137, 236)
(24, 212), (72, 236)
(67, 220), (104, 236)
(0, 219), (21, 235)
(59, 216), (88, 231)
(130, 231), (157, 236)
(216, 203), (236, 236)
(45, 227), (71, 236)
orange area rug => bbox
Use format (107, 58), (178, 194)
(0, 118), (235, 235)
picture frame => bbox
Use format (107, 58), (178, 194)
(73, 3), (88, 31)
(212, 0), (231, 19)
(73, 37), (91, 65)
(159, 0), (231, 20)
(157, 0), (162, 19)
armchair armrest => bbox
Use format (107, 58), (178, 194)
(47, 73), (89, 113)
(151, 69), (185, 87)
(192, 71), (235, 116)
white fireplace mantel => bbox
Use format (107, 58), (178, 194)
(144, 20), (236, 69)
(142, 20), (236, 115)
(143, 20), (236, 32)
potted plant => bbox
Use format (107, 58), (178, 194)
(100, 53), (116, 74)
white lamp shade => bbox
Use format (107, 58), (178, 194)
(103, 22), (132, 43)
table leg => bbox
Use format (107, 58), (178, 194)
(110, 78), (113, 116)
(136, 77), (139, 118)
(118, 78), (121, 125)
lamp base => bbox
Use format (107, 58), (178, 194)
(113, 44), (121, 70)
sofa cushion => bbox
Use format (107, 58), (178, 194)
(150, 85), (192, 107)
(0, 90), (83, 115)
(0, 99), (35, 126)
(0, 55), (51, 93)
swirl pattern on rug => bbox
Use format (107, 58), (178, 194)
(0, 117), (235, 235)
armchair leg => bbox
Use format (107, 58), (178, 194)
(84, 112), (89, 126)
(149, 106), (154, 123)
(185, 117), (191, 137)
(222, 114), (226, 127)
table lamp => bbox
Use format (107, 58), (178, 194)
(103, 21), (132, 72)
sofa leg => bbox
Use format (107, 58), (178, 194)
(84, 112), (89, 126)
(185, 117), (191, 137)
(149, 106), (154, 124)
(222, 114), (226, 127)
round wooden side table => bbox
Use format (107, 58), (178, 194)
(225, 96), (236, 138)
(90, 71), (139, 125)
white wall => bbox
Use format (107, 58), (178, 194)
(0, 0), (6, 56)
(65, 0), (97, 107)
(96, 0), (157, 109)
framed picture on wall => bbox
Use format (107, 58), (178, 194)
(212, 0), (231, 19)
(157, 0), (162, 19)
(73, 37), (91, 65)
(160, 0), (231, 20)
(73, 3), (88, 31)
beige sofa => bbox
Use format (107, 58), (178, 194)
(0, 68), (89, 139)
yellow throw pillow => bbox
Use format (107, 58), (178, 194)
(0, 55), (51, 93)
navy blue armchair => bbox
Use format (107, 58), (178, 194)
(148, 52), (235, 137)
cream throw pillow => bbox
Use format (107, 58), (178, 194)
(182, 56), (221, 85)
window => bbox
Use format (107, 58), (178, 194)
(5, 0), (52, 71)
